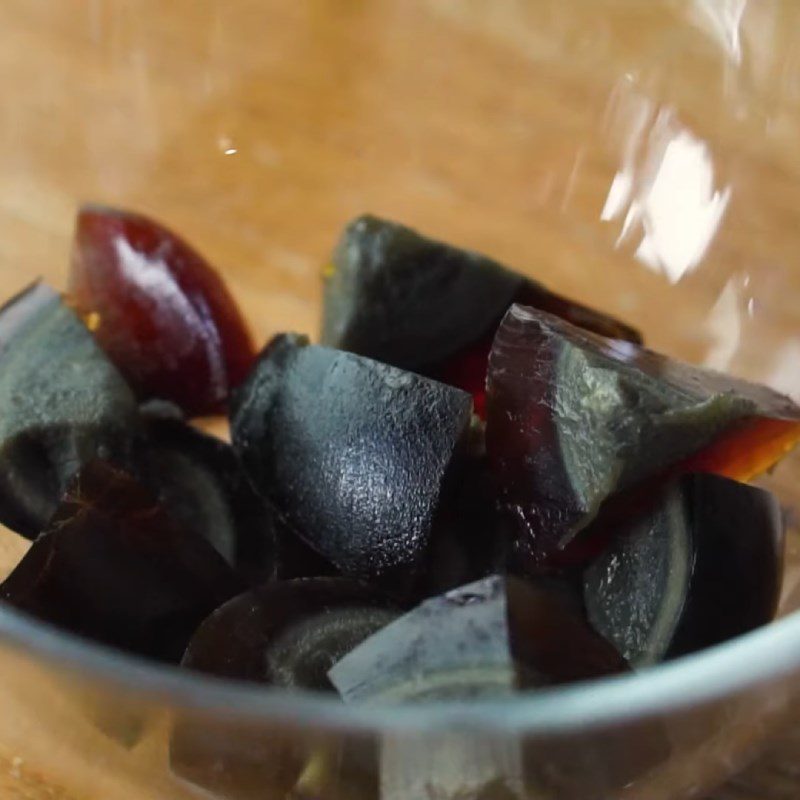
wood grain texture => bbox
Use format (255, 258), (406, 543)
(0, 1), (799, 797)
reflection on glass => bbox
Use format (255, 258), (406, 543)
(602, 96), (732, 284)
(380, 732), (524, 800)
(689, 0), (748, 65)
(632, 125), (731, 282)
(767, 339), (800, 401)
(704, 276), (743, 371)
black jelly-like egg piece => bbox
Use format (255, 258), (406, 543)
(583, 473), (783, 665)
(230, 334), (473, 586)
(329, 575), (626, 704)
(141, 414), (277, 579)
(322, 215), (523, 371)
(486, 304), (800, 570)
(172, 581), (390, 800)
(181, 578), (401, 691)
(0, 460), (239, 662)
(0, 282), (140, 538)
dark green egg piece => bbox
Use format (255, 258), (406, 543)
(0, 460), (239, 662)
(328, 575), (626, 704)
(583, 473), (783, 666)
(172, 578), (390, 799)
(181, 578), (401, 691)
(230, 335), (473, 586)
(322, 215), (523, 371)
(486, 304), (800, 570)
(0, 282), (140, 538)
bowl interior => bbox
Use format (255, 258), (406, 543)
(1, 0), (800, 728)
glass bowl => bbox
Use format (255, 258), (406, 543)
(1, 1), (800, 798)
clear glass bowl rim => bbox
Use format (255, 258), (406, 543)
(1, 597), (798, 735)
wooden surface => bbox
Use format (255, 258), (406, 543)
(1, 1), (800, 797)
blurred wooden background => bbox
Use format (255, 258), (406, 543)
(1, 0), (800, 797)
